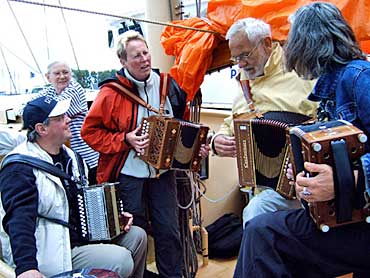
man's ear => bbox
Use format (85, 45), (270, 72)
(34, 123), (48, 137)
(262, 37), (273, 50)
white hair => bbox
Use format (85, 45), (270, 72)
(226, 18), (271, 44)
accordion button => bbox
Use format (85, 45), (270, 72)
(320, 224), (330, 233)
(358, 134), (368, 143)
(312, 143), (322, 152)
(171, 129), (177, 134)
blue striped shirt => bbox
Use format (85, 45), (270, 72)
(41, 80), (99, 169)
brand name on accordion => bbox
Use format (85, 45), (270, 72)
(242, 139), (249, 169)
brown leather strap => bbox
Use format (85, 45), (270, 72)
(103, 82), (160, 114)
(239, 79), (258, 113)
(159, 73), (170, 116)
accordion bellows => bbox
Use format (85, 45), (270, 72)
(234, 111), (312, 199)
(139, 116), (209, 171)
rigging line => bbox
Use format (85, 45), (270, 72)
(58, 0), (80, 71)
(0, 45), (18, 93)
(6, 0), (47, 84)
(43, 0), (50, 60)
(167, 0), (174, 21)
(0, 41), (40, 74)
(196, 0), (201, 18)
(8, 0), (218, 34)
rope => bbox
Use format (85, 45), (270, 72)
(8, 0), (218, 34)
(177, 174), (195, 210)
(6, 0), (47, 84)
(196, 180), (239, 203)
(0, 45), (18, 93)
(176, 171), (198, 278)
(57, 0), (80, 71)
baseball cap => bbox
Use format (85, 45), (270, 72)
(22, 96), (71, 130)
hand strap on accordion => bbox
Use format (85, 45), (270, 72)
(331, 140), (356, 223)
(103, 82), (160, 114)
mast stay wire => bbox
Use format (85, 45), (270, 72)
(8, 0), (218, 35)
(0, 45), (18, 94)
(58, 0), (80, 71)
(6, 0), (47, 84)
(0, 41), (40, 74)
(43, 0), (50, 61)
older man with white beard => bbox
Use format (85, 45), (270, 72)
(211, 18), (317, 228)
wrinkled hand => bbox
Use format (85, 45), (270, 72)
(199, 144), (210, 159)
(18, 270), (45, 278)
(122, 212), (133, 232)
(295, 162), (334, 202)
(213, 135), (237, 157)
(125, 125), (149, 155)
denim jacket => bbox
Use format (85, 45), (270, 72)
(308, 59), (370, 203)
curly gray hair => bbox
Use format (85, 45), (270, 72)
(284, 2), (366, 79)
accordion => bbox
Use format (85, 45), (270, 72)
(234, 111), (312, 199)
(138, 115), (209, 171)
(289, 120), (370, 231)
(73, 182), (127, 242)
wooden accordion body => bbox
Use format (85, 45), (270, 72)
(233, 111), (312, 199)
(72, 182), (126, 242)
(139, 115), (209, 171)
(289, 120), (370, 231)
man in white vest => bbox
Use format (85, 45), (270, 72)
(0, 96), (147, 278)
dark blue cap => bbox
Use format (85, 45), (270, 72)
(22, 96), (70, 130)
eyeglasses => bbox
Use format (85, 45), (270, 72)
(230, 40), (262, 64)
(48, 114), (67, 122)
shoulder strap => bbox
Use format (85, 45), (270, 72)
(37, 214), (71, 228)
(239, 79), (258, 113)
(159, 73), (170, 115)
(102, 81), (160, 114)
(72, 150), (89, 187)
(2, 154), (72, 181)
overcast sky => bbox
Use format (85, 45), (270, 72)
(0, 0), (214, 94)
(0, 0), (147, 91)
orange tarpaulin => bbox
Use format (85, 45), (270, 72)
(161, 0), (370, 101)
